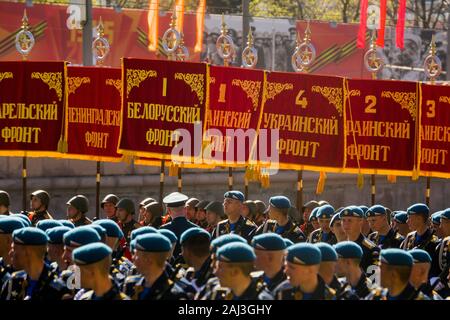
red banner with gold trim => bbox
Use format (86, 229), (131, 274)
(65, 66), (123, 162)
(0, 61), (66, 157)
(419, 83), (450, 178)
(344, 79), (419, 175)
(204, 65), (265, 166)
(119, 58), (207, 163)
(257, 72), (345, 171)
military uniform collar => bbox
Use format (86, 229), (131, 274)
(388, 282), (418, 300)
(92, 278), (120, 300)
(265, 268), (286, 290)
(195, 256), (213, 286)
(233, 277), (260, 299)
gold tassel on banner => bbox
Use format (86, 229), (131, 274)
(357, 173), (364, 189)
(412, 166), (419, 181)
(57, 137), (68, 153)
(316, 172), (327, 195)
(169, 162), (179, 177)
(260, 172), (270, 188)
(387, 175), (397, 183)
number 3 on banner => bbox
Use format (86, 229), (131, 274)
(296, 90), (308, 108)
(426, 100), (435, 118)
(365, 95), (377, 114)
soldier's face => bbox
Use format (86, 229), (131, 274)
(285, 262), (317, 287)
(410, 263), (430, 288)
(196, 209), (206, 221)
(30, 196), (43, 211)
(206, 211), (218, 225)
(303, 208), (312, 222)
(116, 208), (129, 222)
(379, 263), (393, 288)
(255, 249), (284, 272)
(335, 259), (347, 277)
(341, 217), (362, 234)
(102, 202), (116, 218)
(223, 198), (242, 217)
(318, 218), (331, 231)
(440, 219), (450, 237)
(367, 216), (385, 231)
(67, 206), (79, 219)
(311, 219), (320, 230)
(214, 261), (235, 287)
(0, 205), (8, 214)
(407, 214), (425, 231)
(10, 243), (28, 270)
(186, 206), (196, 221)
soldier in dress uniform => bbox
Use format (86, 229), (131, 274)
(392, 211), (410, 237)
(274, 243), (336, 300)
(0, 191), (12, 216)
(0, 227), (69, 300)
(242, 200), (257, 222)
(46, 226), (72, 273)
(212, 191), (256, 242)
(340, 206), (380, 274)
(366, 205), (404, 249)
(122, 233), (188, 300)
(73, 243), (130, 300)
(101, 194), (119, 222)
(116, 198), (141, 249)
(141, 202), (164, 228)
(138, 197), (155, 224)
(300, 200), (320, 236)
(186, 198), (199, 223)
(308, 205), (337, 244)
(28, 190), (53, 226)
(367, 249), (430, 300)
(207, 242), (273, 300)
(400, 203), (440, 278)
(253, 200), (268, 226)
(204, 201), (224, 233)
(195, 200), (210, 229)
(251, 233), (287, 295)
(253, 196), (305, 243)
(409, 249), (442, 299)
(334, 241), (374, 299)
(330, 211), (346, 243)
(66, 195), (92, 227)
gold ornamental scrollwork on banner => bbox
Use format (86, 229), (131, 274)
(311, 85), (343, 116)
(68, 77), (90, 95)
(0, 72), (13, 83)
(31, 72), (63, 101)
(265, 82), (294, 101)
(174, 72), (204, 104)
(106, 78), (122, 95)
(439, 96), (450, 105)
(381, 91), (417, 120)
(231, 79), (261, 111)
(126, 69), (157, 98)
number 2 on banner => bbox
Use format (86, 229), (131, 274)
(426, 100), (435, 118)
(365, 95), (377, 114)
(296, 90), (308, 108)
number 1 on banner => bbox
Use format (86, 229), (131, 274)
(296, 90), (308, 108)
(162, 77), (167, 97)
(426, 100), (435, 118)
(218, 84), (226, 103)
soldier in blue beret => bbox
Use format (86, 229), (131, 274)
(251, 233), (287, 295)
(46, 226), (72, 274)
(314, 243), (340, 291)
(160, 192), (198, 259)
(123, 233), (188, 300)
(274, 243), (336, 300)
(73, 243), (129, 300)
(308, 205), (337, 245)
(366, 205), (404, 249)
(212, 190), (256, 243)
(400, 203), (440, 278)
(0, 217), (26, 290)
(334, 241), (373, 299)
(340, 206), (380, 275)
(408, 249), (442, 299)
(392, 211), (410, 237)
(208, 242), (273, 300)
(0, 227), (69, 300)
(66, 195), (92, 227)
(369, 249), (430, 300)
(308, 206), (321, 231)
(10, 213), (32, 227)
(36, 219), (63, 232)
(131, 226), (158, 242)
(430, 211), (444, 239)
(330, 211), (346, 242)
(89, 224), (107, 242)
(59, 220), (75, 229)
(253, 196), (305, 244)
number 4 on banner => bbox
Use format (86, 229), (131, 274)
(296, 89), (308, 108)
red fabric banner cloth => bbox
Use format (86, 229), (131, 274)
(65, 66), (123, 162)
(0, 61), (66, 157)
(204, 65), (266, 166)
(396, 0), (407, 49)
(119, 58), (207, 163)
(345, 78), (419, 176)
(377, 0), (387, 47)
(357, 0), (369, 48)
(257, 71), (345, 172)
(419, 83), (450, 178)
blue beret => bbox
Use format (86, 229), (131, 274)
(409, 249), (432, 264)
(216, 242), (255, 263)
(158, 229), (178, 244)
(431, 211), (442, 224)
(130, 226), (158, 241)
(309, 207), (320, 222)
(36, 220), (63, 232)
(10, 214), (31, 227)
(72, 242), (112, 265)
(284, 238), (294, 248)
(134, 233), (171, 252)
(407, 203), (429, 217)
(0, 217), (26, 234)
(334, 241), (363, 259)
(163, 192), (189, 208)
(380, 248), (413, 267)
(58, 220), (75, 229)
(63, 226), (101, 247)
(12, 227), (48, 245)
(339, 206), (364, 218)
(93, 219), (124, 239)
(88, 224), (107, 241)
(315, 243), (338, 262)
(330, 213), (341, 228)
(251, 233), (286, 251)
(180, 227), (211, 245)
(440, 208), (450, 220)
(46, 226), (72, 245)
(359, 205), (369, 214)
(210, 234), (247, 254)
(269, 196), (291, 209)
(366, 205), (387, 218)
(317, 205), (335, 219)
(393, 211), (408, 224)
(224, 190), (245, 202)
(287, 243), (321, 265)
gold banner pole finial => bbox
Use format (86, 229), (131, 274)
(162, 9), (181, 60)
(15, 9), (35, 61)
(92, 16), (110, 66)
(241, 27), (258, 68)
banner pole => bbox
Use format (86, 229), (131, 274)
(96, 161), (100, 219)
